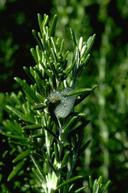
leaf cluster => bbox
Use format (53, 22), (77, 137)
(1, 14), (97, 193)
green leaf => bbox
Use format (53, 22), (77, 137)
(42, 14), (49, 27)
(32, 29), (42, 49)
(32, 167), (43, 184)
(63, 52), (74, 75)
(54, 143), (59, 162)
(7, 161), (24, 181)
(61, 151), (69, 168)
(35, 45), (42, 62)
(57, 176), (83, 189)
(13, 150), (30, 163)
(78, 36), (83, 51)
(23, 124), (42, 130)
(50, 37), (57, 57)
(66, 87), (94, 96)
(74, 186), (87, 193)
(102, 180), (111, 193)
(3, 120), (23, 136)
(70, 28), (77, 46)
(61, 116), (78, 139)
(23, 66), (34, 83)
(82, 53), (90, 66)
(93, 179), (99, 193)
(29, 67), (46, 95)
(75, 85), (97, 105)
(6, 105), (34, 123)
(33, 103), (46, 110)
(37, 13), (43, 35)
(9, 140), (29, 146)
(84, 34), (96, 56)
(44, 126), (59, 141)
(2, 132), (28, 141)
(88, 176), (93, 190)
(30, 47), (38, 63)
(31, 155), (44, 181)
(14, 77), (40, 102)
(59, 39), (64, 54)
(50, 14), (58, 36)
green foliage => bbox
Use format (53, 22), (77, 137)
(0, 14), (110, 193)
(1, 1), (127, 192)
(87, 176), (110, 193)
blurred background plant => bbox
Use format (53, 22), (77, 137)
(52, 0), (128, 193)
(0, 0), (128, 193)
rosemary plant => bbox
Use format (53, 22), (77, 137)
(1, 14), (110, 193)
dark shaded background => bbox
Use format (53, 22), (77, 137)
(0, 0), (51, 91)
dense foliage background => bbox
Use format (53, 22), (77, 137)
(0, 0), (128, 193)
